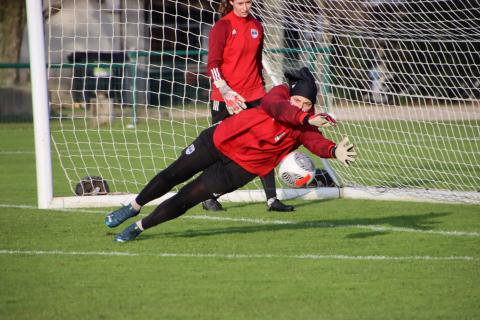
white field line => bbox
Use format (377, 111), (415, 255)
(0, 249), (476, 262)
(1, 203), (479, 238)
(0, 150), (35, 155)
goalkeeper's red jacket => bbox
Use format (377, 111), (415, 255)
(213, 85), (336, 176)
(207, 11), (266, 102)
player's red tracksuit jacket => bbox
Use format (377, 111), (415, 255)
(207, 11), (266, 102)
(213, 85), (336, 176)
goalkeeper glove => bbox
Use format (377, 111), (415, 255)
(333, 137), (357, 166)
(214, 79), (247, 115)
(307, 113), (337, 128)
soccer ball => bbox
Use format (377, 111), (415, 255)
(278, 151), (316, 188)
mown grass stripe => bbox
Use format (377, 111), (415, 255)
(1, 203), (479, 237)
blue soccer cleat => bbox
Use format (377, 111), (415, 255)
(104, 204), (139, 228)
(114, 223), (143, 242)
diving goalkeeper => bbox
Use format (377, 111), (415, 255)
(105, 67), (357, 242)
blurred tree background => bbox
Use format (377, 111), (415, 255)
(0, 1), (26, 86)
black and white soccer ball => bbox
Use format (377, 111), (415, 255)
(75, 176), (110, 196)
(278, 151), (316, 188)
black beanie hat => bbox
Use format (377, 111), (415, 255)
(284, 67), (318, 105)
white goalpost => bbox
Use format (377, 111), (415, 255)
(28, 0), (480, 208)
(26, 0), (53, 209)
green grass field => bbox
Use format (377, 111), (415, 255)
(0, 123), (479, 319)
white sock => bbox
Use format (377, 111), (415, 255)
(130, 200), (142, 212)
(267, 197), (277, 207)
(135, 220), (144, 231)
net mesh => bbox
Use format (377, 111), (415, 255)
(45, 0), (480, 203)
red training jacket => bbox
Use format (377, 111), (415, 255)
(213, 85), (336, 176)
(207, 11), (266, 102)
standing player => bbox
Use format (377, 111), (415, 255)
(204, 0), (293, 212)
(105, 67), (357, 242)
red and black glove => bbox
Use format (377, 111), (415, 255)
(303, 113), (337, 128)
(214, 79), (247, 115)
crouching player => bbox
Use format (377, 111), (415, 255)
(105, 67), (357, 242)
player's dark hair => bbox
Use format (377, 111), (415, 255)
(218, 0), (233, 16)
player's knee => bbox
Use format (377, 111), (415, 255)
(179, 182), (210, 206)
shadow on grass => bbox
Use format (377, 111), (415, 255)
(346, 231), (390, 239)
(221, 198), (336, 210)
(156, 211), (450, 239)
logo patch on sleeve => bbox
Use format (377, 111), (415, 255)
(186, 144), (195, 155)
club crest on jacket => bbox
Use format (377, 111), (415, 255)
(186, 144), (195, 155)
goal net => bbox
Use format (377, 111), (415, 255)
(37, 0), (479, 207)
